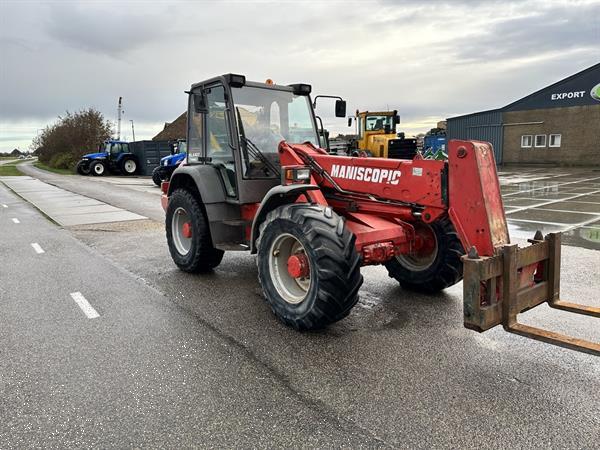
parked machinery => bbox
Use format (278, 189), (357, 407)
(161, 74), (598, 355)
(76, 140), (138, 176)
(152, 140), (187, 186)
(347, 110), (417, 159)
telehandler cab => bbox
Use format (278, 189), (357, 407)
(162, 74), (599, 356)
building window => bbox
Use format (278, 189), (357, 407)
(549, 134), (562, 147)
(521, 135), (532, 148)
(535, 134), (546, 148)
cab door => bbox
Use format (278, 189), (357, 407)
(204, 85), (238, 198)
(186, 84), (246, 249)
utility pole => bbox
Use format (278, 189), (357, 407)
(130, 120), (136, 142)
(117, 96), (123, 140)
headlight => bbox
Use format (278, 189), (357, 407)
(163, 160), (169, 166)
(283, 166), (311, 184)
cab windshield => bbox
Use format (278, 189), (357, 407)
(365, 115), (394, 132)
(231, 85), (318, 177)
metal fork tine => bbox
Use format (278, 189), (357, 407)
(508, 323), (600, 357)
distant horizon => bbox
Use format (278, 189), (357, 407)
(2, 0), (599, 152)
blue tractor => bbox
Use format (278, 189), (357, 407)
(152, 140), (186, 186)
(76, 140), (139, 176)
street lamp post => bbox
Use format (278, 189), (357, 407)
(130, 120), (136, 142)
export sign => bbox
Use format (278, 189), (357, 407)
(551, 91), (586, 100)
(551, 82), (600, 102)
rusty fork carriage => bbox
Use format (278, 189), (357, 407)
(463, 231), (600, 356)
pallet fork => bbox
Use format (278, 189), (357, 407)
(463, 231), (600, 356)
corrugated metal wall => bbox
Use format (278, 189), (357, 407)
(446, 110), (504, 164)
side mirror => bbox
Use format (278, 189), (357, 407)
(347, 117), (352, 127)
(394, 115), (400, 125)
(335, 100), (346, 118)
(194, 93), (208, 114)
(169, 142), (176, 155)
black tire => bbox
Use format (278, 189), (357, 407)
(166, 189), (224, 272)
(152, 167), (164, 186)
(76, 160), (90, 175)
(90, 160), (106, 176)
(256, 203), (363, 330)
(120, 157), (137, 175)
(385, 217), (464, 293)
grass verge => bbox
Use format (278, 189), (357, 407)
(34, 161), (74, 175)
(0, 161), (24, 176)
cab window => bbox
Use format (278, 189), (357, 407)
(188, 101), (204, 163)
(206, 85), (236, 197)
(365, 115), (392, 131)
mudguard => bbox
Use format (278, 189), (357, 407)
(168, 165), (228, 204)
(249, 184), (320, 253)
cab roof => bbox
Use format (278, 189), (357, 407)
(190, 73), (310, 95)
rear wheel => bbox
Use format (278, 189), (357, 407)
(385, 218), (464, 293)
(90, 160), (106, 176)
(256, 204), (363, 330)
(120, 157), (137, 175)
(166, 189), (223, 272)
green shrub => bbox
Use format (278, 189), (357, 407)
(49, 152), (77, 170)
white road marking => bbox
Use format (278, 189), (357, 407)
(11, 218), (20, 223)
(70, 292), (100, 319)
(31, 243), (45, 254)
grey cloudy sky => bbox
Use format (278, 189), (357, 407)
(0, 0), (599, 152)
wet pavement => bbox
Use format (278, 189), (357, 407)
(3, 163), (599, 448)
(499, 166), (600, 250)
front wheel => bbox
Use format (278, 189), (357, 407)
(385, 218), (464, 293)
(152, 167), (164, 186)
(166, 189), (223, 272)
(256, 204), (363, 330)
(76, 160), (90, 175)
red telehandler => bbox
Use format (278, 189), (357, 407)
(161, 74), (599, 356)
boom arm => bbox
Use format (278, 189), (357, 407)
(279, 139), (509, 258)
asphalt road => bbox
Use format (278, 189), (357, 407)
(0, 184), (380, 448)
(2, 164), (599, 448)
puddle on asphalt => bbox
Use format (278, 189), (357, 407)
(503, 198), (547, 207)
(536, 201), (600, 214)
(336, 289), (411, 332)
(575, 194), (600, 203)
(507, 220), (600, 250)
(357, 291), (382, 310)
(507, 221), (564, 239)
(507, 208), (596, 224)
(562, 224), (600, 250)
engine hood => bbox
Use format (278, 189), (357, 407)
(82, 152), (108, 159)
(160, 152), (186, 165)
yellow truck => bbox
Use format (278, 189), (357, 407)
(348, 110), (416, 159)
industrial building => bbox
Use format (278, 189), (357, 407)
(447, 63), (600, 165)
